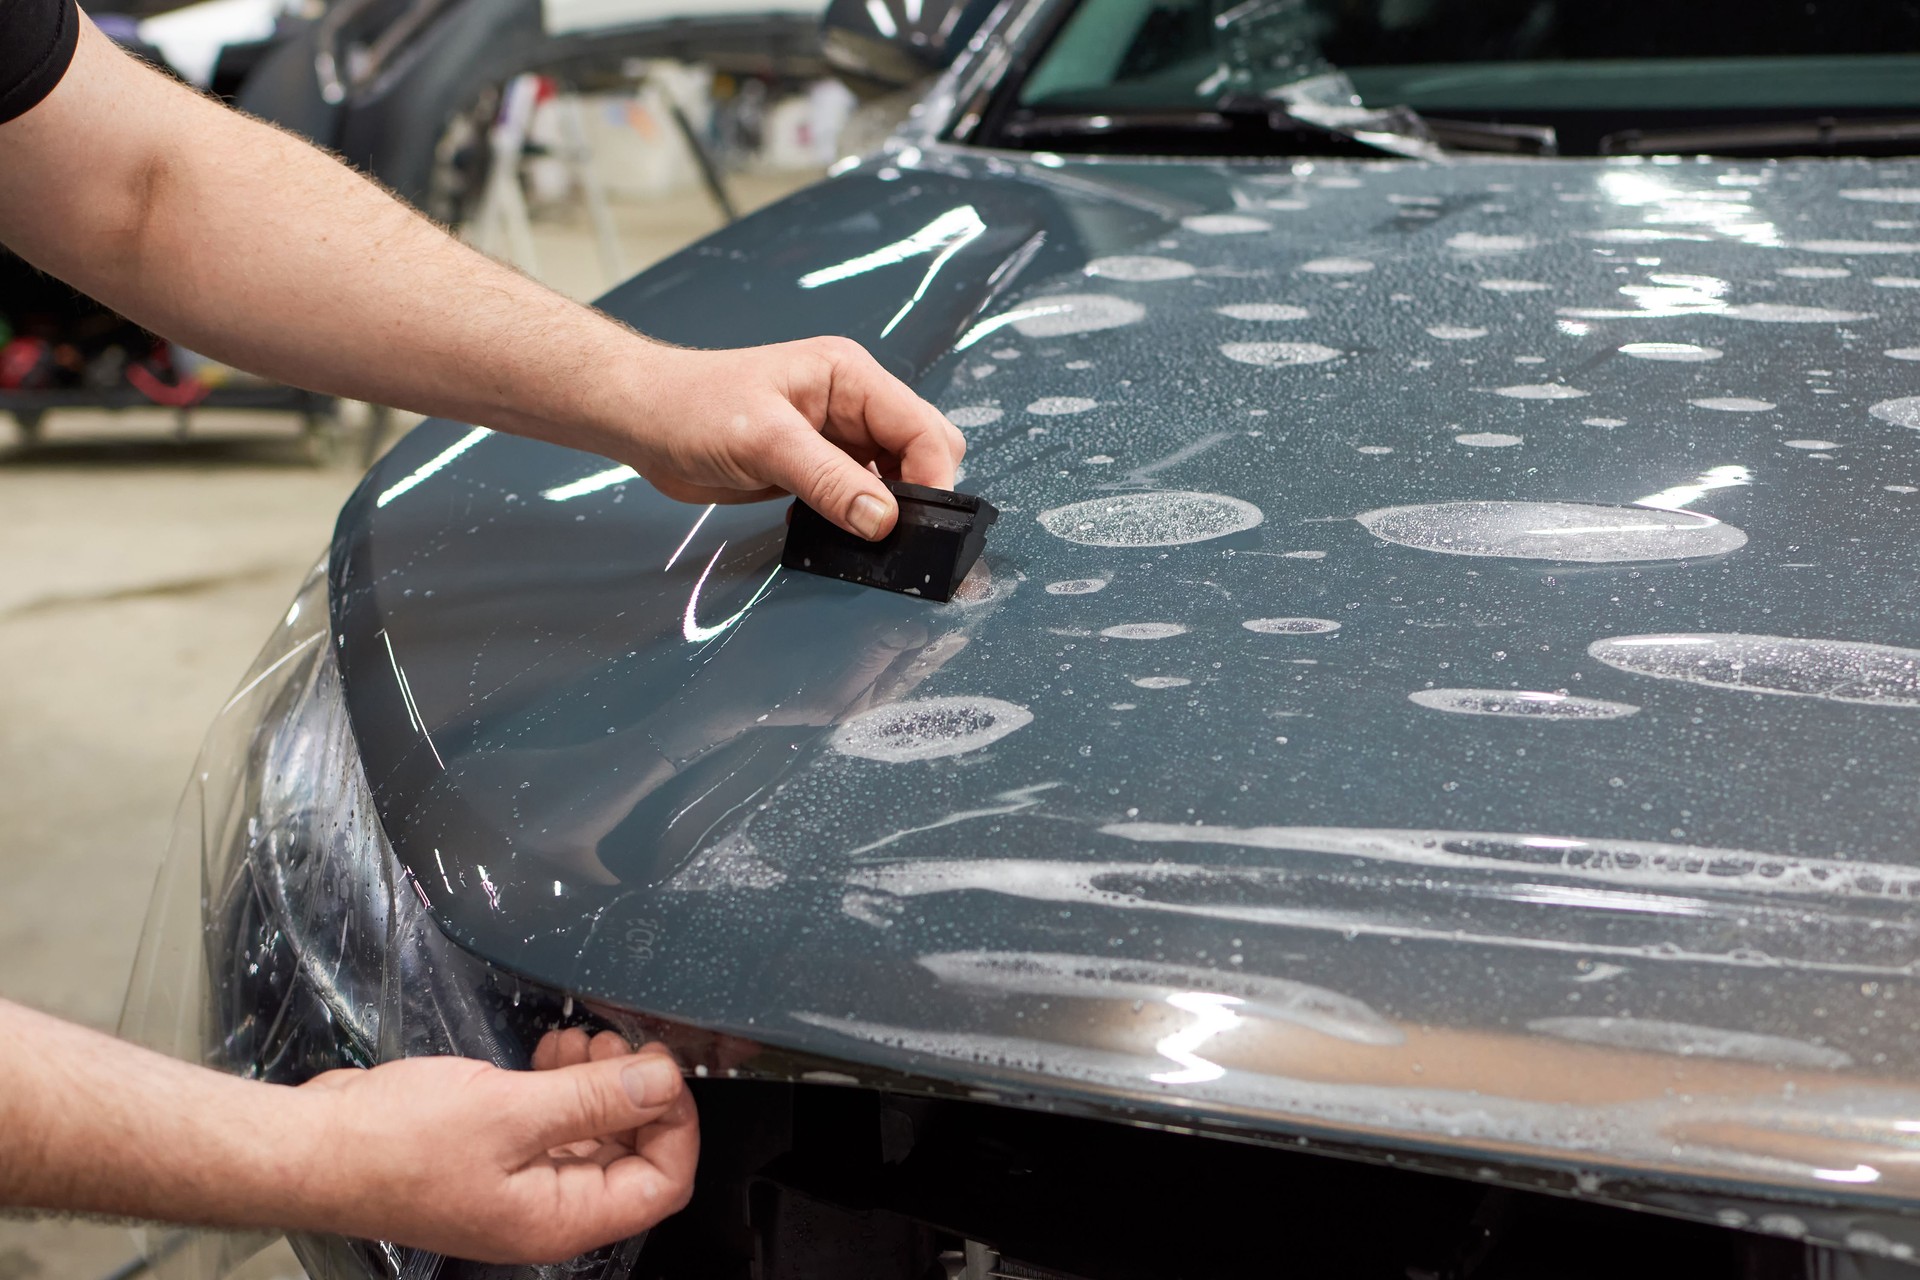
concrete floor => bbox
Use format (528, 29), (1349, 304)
(0, 169), (816, 1280)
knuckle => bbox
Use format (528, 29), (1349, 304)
(801, 453), (852, 510)
(811, 334), (864, 363)
(570, 1072), (608, 1128)
(589, 1030), (631, 1060)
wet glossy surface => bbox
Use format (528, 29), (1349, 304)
(332, 149), (1920, 1225)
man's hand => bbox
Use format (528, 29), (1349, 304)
(622, 337), (965, 540)
(299, 1029), (697, 1264)
(0, 1000), (696, 1265)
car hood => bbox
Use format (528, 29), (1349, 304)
(331, 148), (1920, 1238)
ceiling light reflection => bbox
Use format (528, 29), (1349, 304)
(379, 627), (445, 770)
(683, 542), (781, 644)
(956, 303), (1070, 350)
(376, 426), (491, 508)
(542, 465), (638, 502)
(1595, 171), (1780, 248)
(799, 206), (985, 290)
(1636, 465), (1752, 512)
(1150, 991), (1243, 1085)
(1814, 1164), (1882, 1184)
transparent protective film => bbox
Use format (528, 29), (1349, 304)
(1211, 0), (1442, 158)
(118, 565), (646, 1280)
(119, 563), (331, 1280)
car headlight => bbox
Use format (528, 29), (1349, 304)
(120, 565), (642, 1280)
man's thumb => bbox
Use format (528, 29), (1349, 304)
(526, 1051), (683, 1147)
(778, 430), (897, 541)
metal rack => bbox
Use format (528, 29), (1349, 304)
(0, 383), (395, 465)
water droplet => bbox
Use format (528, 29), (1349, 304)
(1870, 396), (1920, 428)
(1583, 417), (1627, 428)
(1046, 578), (1108, 595)
(1841, 188), (1920, 203)
(1885, 347), (1920, 361)
(1784, 439), (1839, 450)
(1300, 257), (1374, 275)
(946, 405), (1003, 427)
(1101, 623), (1189, 640)
(1039, 491), (1264, 547)
(1217, 303), (1310, 321)
(1796, 239), (1920, 254)
(1690, 397), (1774, 412)
(1777, 265), (1851, 279)
(1724, 303), (1871, 322)
(1009, 294), (1147, 337)
(1028, 396), (1098, 415)
(1243, 617), (1340, 634)
(1409, 688), (1640, 720)
(1184, 213), (1272, 234)
(1619, 342), (1721, 362)
(1589, 634), (1920, 708)
(1220, 341), (1341, 367)
(1528, 1017), (1849, 1068)
(1873, 276), (1920, 288)
(1479, 278), (1550, 293)
(1494, 383), (1588, 400)
(1085, 255), (1195, 281)
(1455, 432), (1522, 448)
(1359, 501), (1747, 563)
(1130, 675), (1192, 689)
(1448, 232), (1533, 253)
(834, 696), (1035, 762)
(1426, 325), (1488, 340)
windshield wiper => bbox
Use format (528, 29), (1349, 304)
(1005, 97), (1556, 158)
(1423, 117), (1558, 156)
(1600, 116), (1920, 156)
(1002, 105), (1393, 157)
(1257, 76), (1445, 160)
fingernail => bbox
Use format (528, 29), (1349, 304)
(849, 493), (891, 540)
(622, 1055), (680, 1107)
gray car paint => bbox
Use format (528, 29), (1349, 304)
(330, 147), (1920, 1232)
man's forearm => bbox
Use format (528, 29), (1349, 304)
(0, 20), (658, 455)
(0, 999), (331, 1231)
(1, 11), (963, 535)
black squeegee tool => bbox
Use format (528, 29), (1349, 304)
(781, 480), (998, 602)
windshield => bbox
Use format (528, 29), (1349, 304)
(1001, 0), (1920, 155)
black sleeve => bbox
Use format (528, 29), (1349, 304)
(0, 0), (79, 125)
